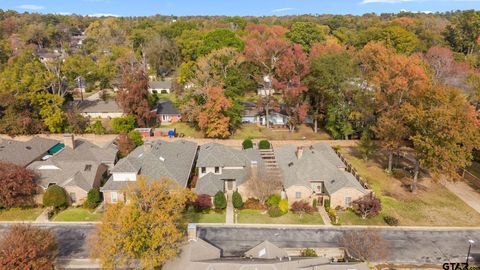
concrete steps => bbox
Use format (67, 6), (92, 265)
(259, 149), (283, 181)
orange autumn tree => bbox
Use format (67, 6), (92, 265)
(91, 177), (195, 269)
(198, 86), (232, 138)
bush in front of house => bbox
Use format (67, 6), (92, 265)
(278, 198), (289, 214)
(232, 191), (243, 209)
(111, 116), (136, 133)
(242, 139), (253, 149)
(301, 248), (318, 257)
(267, 205), (283, 217)
(324, 199), (330, 210)
(84, 188), (102, 209)
(86, 120), (107, 135)
(290, 200), (315, 214)
(258, 140), (271, 150)
(327, 208), (338, 224)
(128, 130), (144, 146)
(43, 185), (68, 208)
(213, 191), (227, 210)
(266, 194), (281, 207)
(244, 198), (266, 210)
(353, 193), (382, 219)
(312, 199), (318, 209)
(193, 194), (212, 212)
(383, 215), (399, 226)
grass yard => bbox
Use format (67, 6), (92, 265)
(183, 210), (226, 223)
(53, 208), (102, 222)
(337, 147), (480, 226)
(237, 209), (324, 225)
(0, 208), (43, 221)
(231, 124), (331, 140)
(165, 122), (205, 138)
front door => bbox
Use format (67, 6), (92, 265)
(225, 180), (234, 191)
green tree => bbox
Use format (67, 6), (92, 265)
(213, 191), (227, 210)
(286, 22), (327, 51)
(111, 116), (136, 133)
(198, 29), (244, 56)
(232, 191), (243, 209)
(444, 10), (480, 55)
(379, 26), (419, 54)
(128, 130), (144, 146)
(86, 188), (102, 209)
(86, 120), (107, 135)
(43, 185), (68, 208)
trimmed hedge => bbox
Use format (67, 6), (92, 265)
(301, 248), (318, 257)
(242, 139), (253, 149)
(232, 191), (243, 209)
(213, 191), (227, 209)
(43, 185), (68, 208)
(258, 140), (271, 150)
(267, 205), (283, 217)
(383, 215), (399, 226)
(278, 198), (289, 214)
(85, 188), (101, 209)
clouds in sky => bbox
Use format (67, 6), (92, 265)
(272, 7), (294, 13)
(18, 4), (45, 10)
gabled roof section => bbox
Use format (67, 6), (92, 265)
(155, 100), (180, 115)
(244, 240), (288, 259)
(0, 137), (59, 166)
(196, 143), (247, 168)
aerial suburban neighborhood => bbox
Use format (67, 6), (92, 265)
(0, 1), (480, 269)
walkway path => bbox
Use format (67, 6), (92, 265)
(444, 181), (480, 214)
(225, 191), (234, 224)
(317, 206), (331, 226)
(35, 208), (50, 222)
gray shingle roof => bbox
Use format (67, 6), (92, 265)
(0, 137), (59, 166)
(65, 99), (122, 113)
(196, 143), (247, 168)
(275, 144), (367, 195)
(156, 100), (180, 115)
(102, 140), (198, 191)
(311, 142), (347, 169)
(149, 81), (172, 89)
(244, 240), (288, 259)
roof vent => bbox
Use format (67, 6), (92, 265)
(159, 156), (165, 162)
(25, 146), (32, 150)
(288, 162), (294, 167)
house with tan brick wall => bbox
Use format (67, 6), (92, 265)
(101, 139), (197, 203)
(28, 134), (118, 206)
(275, 143), (369, 209)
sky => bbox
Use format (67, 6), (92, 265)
(1, 0), (480, 17)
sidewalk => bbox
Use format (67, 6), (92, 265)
(317, 206), (331, 226)
(444, 181), (480, 214)
(226, 192), (234, 224)
(35, 208), (50, 223)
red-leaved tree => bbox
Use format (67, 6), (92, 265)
(353, 193), (382, 219)
(0, 161), (37, 208)
(0, 224), (59, 269)
(193, 194), (212, 212)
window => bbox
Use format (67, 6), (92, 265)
(201, 167), (206, 174)
(295, 192), (301, 199)
(345, 197), (352, 208)
(111, 192), (118, 203)
(214, 167), (220, 173)
(69, 192), (76, 203)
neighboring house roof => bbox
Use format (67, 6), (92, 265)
(28, 139), (118, 192)
(149, 81), (172, 89)
(156, 100), (181, 115)
(102, 140), (198, 191)
(244, 240), (288, 259)
(275, 144), (367, 195)
(65, 99), (123, 114)
(0, 137), (59, 166)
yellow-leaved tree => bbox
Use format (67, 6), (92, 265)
(90, 177), (195, 269)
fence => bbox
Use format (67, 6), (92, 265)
(334, 149), (370, 190)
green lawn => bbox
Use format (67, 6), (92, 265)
(337, 147), (480, 226)
(0, 208), (43, 221)
(237, 209), (324, 225)
(231, 124), (331, 140)
(164, 122), (205, 138)
(53, 208), (102, 222)
(183, 210), (226, 223)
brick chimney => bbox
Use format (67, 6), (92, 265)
(63, 134), (75, 149)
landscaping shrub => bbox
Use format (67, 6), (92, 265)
(43, 185), (68, 208)
(278, 198), (289, 214)
(86, 120), (106, 135)
(213, 191), (227, 210)
(111, 116), (136, 133)
(353, 193), (382, 219)
(242, 139), (253, 149)
(85, 188), (102, 209)
(301, 248), (318, 257)
(267, 205), (283, 217)
(244, 198), (265, 210)
(193, 194), (212, 212)
(324, 199), (330, 210)
(128, 130), (144, 146)
(232, 191), (243, 209)
(266, 194), (281, 207)
(290, 200), (315, 214)
(258, 140), (271, 150)
(327, 208), (338, 224)
(383, 215), (399, 226)
(312, 199), (318, 209)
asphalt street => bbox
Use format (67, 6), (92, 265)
(1, 223), (480, 265)
(197, 226), (480, 264)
